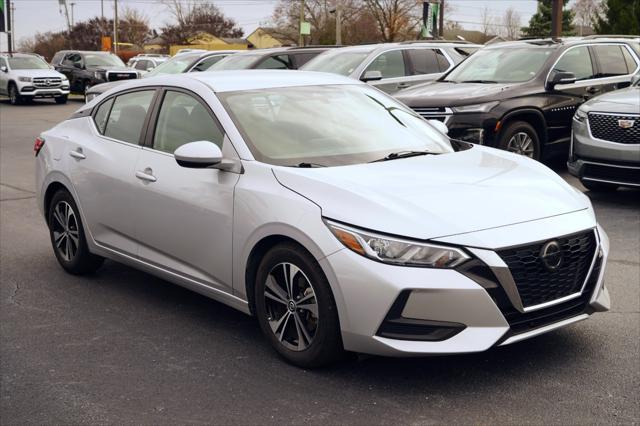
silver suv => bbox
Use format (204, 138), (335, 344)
(569, 73), (640, 191)
(0, 53), (70, 105)
(301, 41), (479, 94)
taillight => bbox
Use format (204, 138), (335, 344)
(34, 136), (45, 157)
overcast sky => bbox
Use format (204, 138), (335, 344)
(1, 0), (554, 51)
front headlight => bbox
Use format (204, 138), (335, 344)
(18, 76), (32, 82)
(451, 101), (499, 113)
(573, 108), (587, 123)
(94, 71), (105, 80)
(325, 220), (470, 268)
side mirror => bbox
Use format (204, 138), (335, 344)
(174, 141), (222, 168)
(361, 70), (383, 82)
(0, 66), (7, 73)
(631, 73), (640, 86)
(428, 120), (448, 135)
(547, 70), (576, 90)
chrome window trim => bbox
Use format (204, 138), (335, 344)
(467, 228), (601, 314)
(586, 111), (640, 146)
(358, 46), (454, 80)
(546, 42), (640, 89)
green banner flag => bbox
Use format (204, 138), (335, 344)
(0, 0), (6, 33)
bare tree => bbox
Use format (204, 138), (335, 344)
(480, 6), (496, 37)
(502, 6), (521, 40)
(572, 0), (602, 35)
(119, 7), (150, 48)
(363, 0), (422, 42)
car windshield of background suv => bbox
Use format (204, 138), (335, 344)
(301, 51), (372, 76)
(84, 54), (126, 68)
(8, 57), (50, 70)
(219, 84), (454, 167)
(209, 54), (261, 70)
(443, 47), (554, 83)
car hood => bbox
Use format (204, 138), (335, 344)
(581, 86), (640, 115)
(11, 69), (66, 79)
(273, 146), (589, 241)
(395, 81), (519, 107)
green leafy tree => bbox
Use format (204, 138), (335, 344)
(594, 0), (640, 34)
(522, 0), (575, 37)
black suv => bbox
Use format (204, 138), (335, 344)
(52, 50), (139, 95)
(395, 37), (640, 160)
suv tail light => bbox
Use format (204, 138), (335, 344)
(34, 136), (45, 157)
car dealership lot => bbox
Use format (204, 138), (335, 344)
(1, 100), (638, 424)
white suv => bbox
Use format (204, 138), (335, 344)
(0, 53), (70, 105)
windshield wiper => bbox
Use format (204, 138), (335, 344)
(369, 150), (435, 163)
(459, 80), (498, 84)
(290, 162), (327, 168)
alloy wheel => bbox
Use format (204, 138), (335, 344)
(264, 262), (318, 351)
(507, 132), (535, 157)
(51, 201), (80, 262)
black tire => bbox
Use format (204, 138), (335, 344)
(55, 95), (68, 104)
(48, 190), (104, 275)
(8, 83), (22, 105)
(497, 121), (541, 160)
(254, 242), (343, 368)
(581, 179), (619, 192)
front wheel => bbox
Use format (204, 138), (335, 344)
(48, 190), (104, 275)
(498, 121), (541, 160)
(254, 243), (343, 368)
(8, 84), (22, 105)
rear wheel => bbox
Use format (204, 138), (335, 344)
(48, 190), (104, 275)
(498, 121), (541, 160)
(254, 242), (343, 368)
(8, 83), (22, 105)
(580, 179), (619, 192)
(55, 95), (68, 104)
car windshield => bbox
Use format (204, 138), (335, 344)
(444, 47), (555, 83)
(208, 54), (261, 70)
(219, 84), (454, 167)
(146, 54), (198, 76)
(84, 54), (125, 67)
(8, 56), (50, 70)
(301, 51), (372, 76)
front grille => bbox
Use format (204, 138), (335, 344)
(106, 71), (137, 82)
(412, 106), (451, 121)
(588, 113), (640, 144)
(583, 162), (640, 185)
(33, 77), (62, 88)
(497, 230), (597, 308)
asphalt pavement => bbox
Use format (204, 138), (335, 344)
(1, 99), (638, 425)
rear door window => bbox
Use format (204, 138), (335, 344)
(103, 90), (155, 144)
(406, 49), (441, 75)
(255, 55), (293, 70)
(364, 50), (407, 79)
(553, 46), (595, 81)
(93, 98), (115, 134)
(293, 52), (321, 68)
(593, 45), (634, 76)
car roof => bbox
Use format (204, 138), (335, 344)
(0, 52), (42, 58)
(97, 70), (360, 95)
(485, 36), (639, 49)
(317, 41), (480, 54)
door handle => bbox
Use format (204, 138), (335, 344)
(135, 168), (157, 183)
(585, 86), (599, 94)
(69, 149), (86, 160)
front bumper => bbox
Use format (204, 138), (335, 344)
(321, 215), (609, 357)
(19, 86), (70, 98)
(568, 117), (640, 187)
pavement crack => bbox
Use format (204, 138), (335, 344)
(607, 258), (640, 267)
(1, 195), (36, 202)
(0, 182), (35, 194)
(8, 281), (21, 306)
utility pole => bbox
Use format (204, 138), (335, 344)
(335, 0), (341, 45)
(101, 0), (104, 19)
(551, 0), (563, 39)
(438, 0), (444, 38)
(70, 2), (75, 27)
(6, 0), (12, 54)
(113, 0), (118, 54)
(298, 0), (304, 47)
